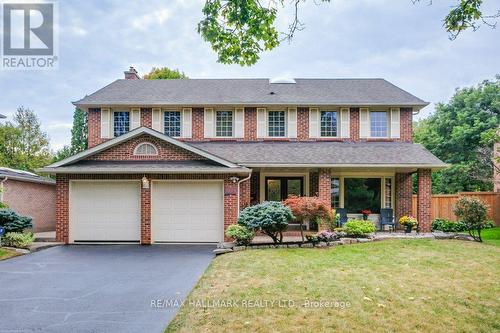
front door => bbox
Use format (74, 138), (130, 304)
(265, 177), (304, 201)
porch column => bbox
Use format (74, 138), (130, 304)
(224, 178), (239, 242)
(395, 173), (413, 229)
(140, 177), (151, 245)
(417, 169), (432, 232)
(55, 174), (70, 244)
(318, 168), (331, 207)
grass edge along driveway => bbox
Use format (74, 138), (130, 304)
(166, 239), (500, 333)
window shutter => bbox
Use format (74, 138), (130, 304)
(182, 108), (192, 138)
(130, 108), (141, 130)
(152, 108), (162, 132)
(340, 107), (350, 138)
(204, 108), (214, 138)
(287, 108), (297, 138)
(100, 108), (111, 138)
(359, 107), (369, 138)
(309, 107), (319, 138)
(390, 107), (400, 138)
(234, 107), (245, 138)
(256, 108), (267, 138)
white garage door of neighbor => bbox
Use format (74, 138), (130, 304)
(70, 181), (141, 242)
(152, 182), (223, 243)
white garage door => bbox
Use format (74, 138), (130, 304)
(152, 181), (223, 243)
(70, 181), (141, 242)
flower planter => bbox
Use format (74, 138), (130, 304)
(404, 225), (413, 233)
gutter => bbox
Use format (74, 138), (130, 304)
(36, 167), (252, 175)
(236, 173), (252, 217)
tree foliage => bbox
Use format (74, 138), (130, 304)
(54, 108), (89, 162)
(283, 196), (330, 241)
(414, 76), (500, 193)
(143, 67), (188, 79)
(0, 107), (51, 171)
(199, 0), (498, 66)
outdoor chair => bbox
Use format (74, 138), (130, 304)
(380, 208), (395, 232)
(336, 208), (348, 227)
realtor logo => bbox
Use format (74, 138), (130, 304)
(1, 1), (59, 70)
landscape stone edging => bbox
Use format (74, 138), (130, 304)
(214, 232), (475, 255)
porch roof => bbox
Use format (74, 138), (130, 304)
(189, 141), (448, 169)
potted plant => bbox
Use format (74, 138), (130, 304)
(399, 215), (418, 233)
(361, 209), (371, 221)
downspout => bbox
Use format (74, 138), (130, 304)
(237, 173), (252, 217)
(0, 176), (8, 202)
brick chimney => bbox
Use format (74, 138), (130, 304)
(124, 66), (140, 80)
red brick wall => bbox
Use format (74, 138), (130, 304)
(86, 134), (205, 161)
(3, 180), (56, 232)
(192, 108), (205, 140)
(417, 169), (432, 232)
(349, 108), (360, 142)
(244, 107), (257, 140)
(88, 108), (103, 148)
(239, 177), (251, 209)
(395, 172), (413, 229)
(400, 107), (413, 143)
(86, 106), (414, 146)
(55, 173), (241, 244)
(297, 107), (309, 140)
(141, 108), (152, 128)
(318, 169), (331, 207)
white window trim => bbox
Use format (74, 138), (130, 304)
(133, 142), (159, 156)
(162, 109), (183, 138)
(259, 170), (310, 203)
(267, 109), (287, 138)
(214, 109), (235, 138)
(319, 109), (340, 138)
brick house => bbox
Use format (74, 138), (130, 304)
(40, 67), (446, 244)
(0, 167), (56, 232)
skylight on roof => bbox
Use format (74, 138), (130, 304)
(269, 77), (296, 84)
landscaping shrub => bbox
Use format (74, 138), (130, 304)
(1, 232), (34, 248)
(238, 201), (294, 244)
(0, 202), (8, 209)
(343, 219), (375, 237)
(453, 197), (489, 242)
(316, 209), (339, 232)
(283, 196), (330, 241)
(316, 230), (339, 242)
(225, 224), (255, 246)
(0, 209), (32, 232)
(431, 218), (467, 232)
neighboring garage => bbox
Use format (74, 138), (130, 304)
(69, 181), (141, 243)
(152, 181), (224, 243)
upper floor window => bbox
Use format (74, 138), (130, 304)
(164, 111), (181, 137)
(320, 111), (338, 137)
(216, 111), (233, 137)
(133, 142), (158, 156)
(370, 111), (388, 137)
(114, 111), (129, 137)
(268, 110), (286, 137)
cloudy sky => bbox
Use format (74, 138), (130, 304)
(0, 0), (498, 150)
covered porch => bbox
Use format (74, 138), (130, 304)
(241, 167), (434, 232)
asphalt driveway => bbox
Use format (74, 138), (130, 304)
(0, 245), (215, 333)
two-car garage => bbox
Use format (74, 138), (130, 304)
(69, 181), (224, 243)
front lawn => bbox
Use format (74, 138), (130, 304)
(479, 227), (500, 246)
(0, 247), (20, 260)
(166, 239), (500, 332)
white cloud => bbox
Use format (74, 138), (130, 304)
(132, 8), (171, 31)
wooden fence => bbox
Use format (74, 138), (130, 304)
(412, 192), (500, 226)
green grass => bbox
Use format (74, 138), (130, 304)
(0, 247), (20, 260)
(166, 239), (500, 333)
(479, 227), (500, 246)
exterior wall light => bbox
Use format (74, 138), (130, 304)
(141, 176), (150, 189)
(229, 176), (239, 183)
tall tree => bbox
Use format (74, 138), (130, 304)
(198, 0), (499, 66)
(414, 76), (500, 193)
(70, 107), (88, 154)
(0, 107), (51, 171)
(143, 67), (188, 79)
